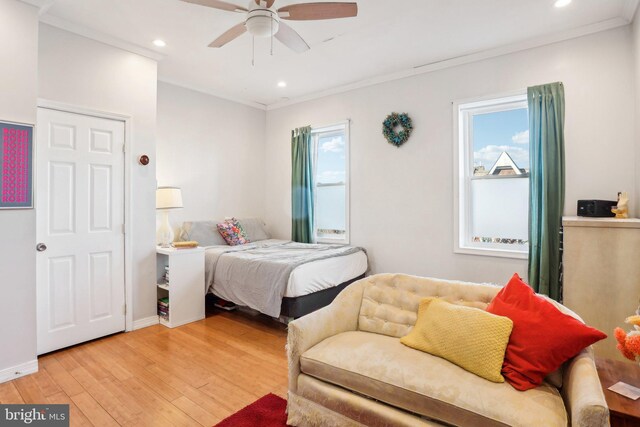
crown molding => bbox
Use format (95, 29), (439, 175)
(38, 0), (56, 15)
(19, 0), (49, 8)
(266, 17), (629, 111)
(39, 15), (165, 61)
(622, 0), (640, 22)
(19, 0), (55, 14)
(157, 78), (268, 111)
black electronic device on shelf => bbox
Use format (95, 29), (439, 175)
(577, 200), (617, 218)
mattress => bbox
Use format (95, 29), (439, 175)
(285, 250), (368, 298)
(206, 240), (368, 300)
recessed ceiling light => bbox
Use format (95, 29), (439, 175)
(153, 39), (166, 47)
(277, 81), (287, 88)
(554, 0), (572, 8)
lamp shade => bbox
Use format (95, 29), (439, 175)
(156, 187), (183, 210)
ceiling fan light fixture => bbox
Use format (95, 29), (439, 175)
(245, 10), (279, 37)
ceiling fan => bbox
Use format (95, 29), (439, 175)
(181, 0), (358, 54)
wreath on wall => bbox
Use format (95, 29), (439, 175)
(382, 112), (413, 147)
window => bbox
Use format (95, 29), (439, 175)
(312, 122), (349, 244)
(455, 94), (529, 258)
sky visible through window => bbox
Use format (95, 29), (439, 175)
(473, 107), (529, 173)
(316, 133), (346, 184)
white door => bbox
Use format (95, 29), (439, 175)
(36, 108), (126, 355)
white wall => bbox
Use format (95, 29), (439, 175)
(633, 13), (640, 216)
(0, 0), (39, 379)
(38, 25), (159, 321)
(156, 82), (266, 231)
(264, 27), (635, 285)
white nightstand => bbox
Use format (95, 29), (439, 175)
(156, 246), (205, 328)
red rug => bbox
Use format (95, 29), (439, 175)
(214, 394), (289, 427)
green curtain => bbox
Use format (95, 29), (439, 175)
(527, 82), (565, 301)
(291, 126), (315, 243)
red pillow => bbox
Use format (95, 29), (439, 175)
(486, 273), (606, 391)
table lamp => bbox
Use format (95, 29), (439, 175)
(156, 187), (183, 247)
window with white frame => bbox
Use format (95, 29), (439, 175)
(455, 94), (529, 258)
(312, 122), (349, 244)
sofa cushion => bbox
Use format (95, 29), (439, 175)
(487, 273), (607, 391)
(358, 274), (500, 338)
(301, 331), (567, 427)
(401, 298), (513, 383)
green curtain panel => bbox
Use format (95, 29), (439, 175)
(527, 82), (565, 301)
(291, 126), (315, 243)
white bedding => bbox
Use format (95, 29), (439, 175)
(286, 250), (367, 297)
(206, 239), (367, 310)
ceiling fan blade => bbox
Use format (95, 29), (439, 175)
(208, 22), (247, 47)
(278, 2), (357, 20)
(275, 22), (310, 53)
(254, 0), (276, 8)
(181, 0), (247, 13)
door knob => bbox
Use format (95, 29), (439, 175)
(36, 243), (47, 252)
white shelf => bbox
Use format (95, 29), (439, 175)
(156, 246), (204, 256)
(156, 247), (205, 328)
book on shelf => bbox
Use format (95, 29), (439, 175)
(163, 265), (170, 285)
(172, 241), (198, 249)
(158, 296), (170, 319)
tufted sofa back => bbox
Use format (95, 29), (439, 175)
(358, 273), (502, 338)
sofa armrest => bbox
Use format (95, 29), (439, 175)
(287, 279), (366, 393)
(561, 348), (609, 427)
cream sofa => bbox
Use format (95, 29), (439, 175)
(287, 274), (609, 427)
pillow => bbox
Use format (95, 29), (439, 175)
(217, 218), (250, 246)
(237, 218), (270, 242)
(179, 221), (227, 246)
(400, 297), (513, 383)
(486, 273), (607, 391)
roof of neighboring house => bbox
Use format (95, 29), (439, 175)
(488, 152), (525, 175)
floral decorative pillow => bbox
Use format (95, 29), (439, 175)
(217, 218), (250, 246)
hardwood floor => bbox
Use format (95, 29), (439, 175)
(0, 306), (289, 426)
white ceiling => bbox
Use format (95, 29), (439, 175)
(26, 0), (638, 108)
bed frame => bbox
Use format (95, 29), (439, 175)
(279, 274), (365, 319)
(211, 273), (366, 320)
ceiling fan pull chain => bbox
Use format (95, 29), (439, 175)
(252, 35), (255, 66)
(270, 15), (274, 56)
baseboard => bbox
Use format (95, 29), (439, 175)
(0, 359), (38, 384)
(132, 316), (160, 330)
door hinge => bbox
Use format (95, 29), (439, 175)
(122, 224), (125, 235)
(123, 304), (127, 315)
(122, 144), (126, 154)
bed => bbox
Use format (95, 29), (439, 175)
(180, 219), (368, 319)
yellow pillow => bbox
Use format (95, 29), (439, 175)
(400, 297), (513, 383)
